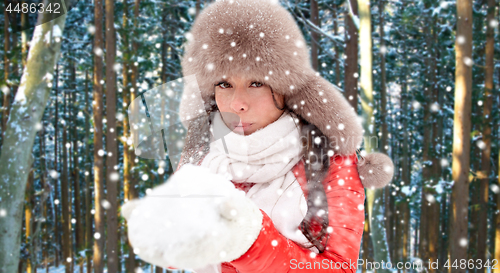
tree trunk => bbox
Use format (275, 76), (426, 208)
(161, 4), (168, 85)
(2, 1), (11, 140)
(477, 0), (495, 269)
(494, 73), (500, 272)
(496, 143), (500, 273)
(344, 0), (358, 110)
(378, 0), (393, 264)
(25, 168), (35, 273)
(399, 15), (411, 264)
(402, 201), (409, 268)
(122, 0), (131, 200)
(469, 98), (481, 262)
(40, 124), (49, 272)
(332, 3), (340, 86)
(440, 191), (450, 270)
(21, 1), (29, 67)
(131, 0), (140, 196)
(84, 70), (93, 273)
(0, 13), (67, 272)
(358, 0), (391, 270)
(53, 66), (60, 268)
(438, 66), (449, 272)
(196, 0), (201, 17)
(310, 0), (319, 71)
(122, 0), (139, 270)
(10, 6), (21, 125)
(106, 0), (119, 269)
(93, 0), (106, 270)
(427, 28), (441, 273)
(419, 46), (431, 273)
(126, 0), (142, 269)
(7, 6), (20, 130)
(450, 1), (473, 272)
(429, 14), (442, 273)
(394, 201), (403, 269)
(70, 62), (84, 259)
(361, 218), (372, 273)
(378, 0), (388, 156)
(493, 14), (500, 273)
(420, 4), (440, 268)
(61, 90), (72, 273)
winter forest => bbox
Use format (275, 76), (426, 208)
(0, 0), (499, 272)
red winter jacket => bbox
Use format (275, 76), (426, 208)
(172, 154), (365, 273)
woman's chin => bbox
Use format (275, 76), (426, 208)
(232, 125), (256, 135)
(230, 126), (245, 135)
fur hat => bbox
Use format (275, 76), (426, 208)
(179, 0), (393, 189)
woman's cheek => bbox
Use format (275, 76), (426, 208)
(215, 93), (231, 111)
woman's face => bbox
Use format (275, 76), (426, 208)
(214, 74), (285, 135)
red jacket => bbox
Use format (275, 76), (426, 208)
(172, 154), (365, 273)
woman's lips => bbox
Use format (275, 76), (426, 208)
(231, 122), (252, 130)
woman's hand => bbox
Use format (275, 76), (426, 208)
(121, 164), (263, 270)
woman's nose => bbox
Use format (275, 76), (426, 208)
(230, 88), (249, 112)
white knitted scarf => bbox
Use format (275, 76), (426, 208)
(202, 110), (310, 241)
(192, 111), (312, 273)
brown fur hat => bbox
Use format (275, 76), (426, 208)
(179, 0), (393, 188)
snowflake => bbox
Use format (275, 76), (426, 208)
(87, 24), (96, 34)
(101, 199), (111, 210)
(110, 172), (119, 181)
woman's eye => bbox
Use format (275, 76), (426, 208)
(217, 82), (231, 89)
(250, 82), (263, 87)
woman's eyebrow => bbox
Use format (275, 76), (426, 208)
(248, 79), (264, 84)
(216, 78), (263, 85)
(215, 79), (231, 85)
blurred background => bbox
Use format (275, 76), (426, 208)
(0, 0), (499, 272)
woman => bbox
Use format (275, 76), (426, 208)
(122, 0), (394, 272)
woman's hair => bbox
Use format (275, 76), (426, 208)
(178, 89), (331, 253)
